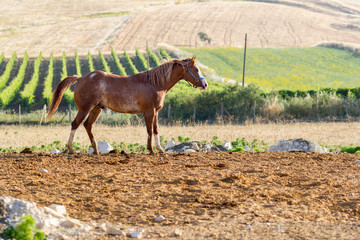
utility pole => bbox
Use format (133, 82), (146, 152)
(242, 33), (247, 87)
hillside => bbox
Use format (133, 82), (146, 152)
(0, 0), (359, 57)
(184, 46), (360, 90)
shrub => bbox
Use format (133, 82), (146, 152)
(147, 47), (160, 67)
(88, 51), (95, 72)
(3, 214), (46, 240)
(74, 51), (82, 76)
(159, 47), (171, 60)
(0, 52), (29, 107)
(123, 50), (138, 75)
(99, 50), (111, 73)
(20, 52), (42, 106)
(42, 52), (54, 104)
(136, 48), (148, 70)
(0, 52), (17, 90)
(111, 49), (126, 76)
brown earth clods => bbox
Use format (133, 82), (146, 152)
(0, 151), (360, 239)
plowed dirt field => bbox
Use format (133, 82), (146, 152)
(1, 151), (360, 239)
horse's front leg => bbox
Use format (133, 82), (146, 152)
(153, 112), (164, 154)
(144, 109), (155, 155)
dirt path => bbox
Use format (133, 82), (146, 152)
(1, 152), (359, 239)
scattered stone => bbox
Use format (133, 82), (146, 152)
(130, 231), (143, 238)
(107, 225), (125, 235)
(49, 204), (67, 216)
(172, 228), (182, 237)
(243, 146), (251, 151)
(60, 219), (81, 228)
(354, 160), (360, 164)
(51, 149), (62, 154)
(269, 138), (328, 153)
(165, 140), (177, 150)
(246, 224), (252, 230)
(222, 142), (232, 150)
(39, 169), (49, 174)
(20, 147), (32, 154)
(184, 148), (196, 153)
(165, 141), (230, 153)
(89, 140), (113, 154)
(274, 224), (284, 232)
(154, 215), (166, 222)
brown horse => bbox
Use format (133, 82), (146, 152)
(45, 56), (207, 154)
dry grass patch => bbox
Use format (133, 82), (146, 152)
(0, 122), (359, 150)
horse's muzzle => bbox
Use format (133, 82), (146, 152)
(199, 79), (208, 90)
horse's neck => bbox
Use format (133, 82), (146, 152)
(161, 65), (184, 92)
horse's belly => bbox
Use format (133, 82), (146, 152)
(104, 94), (142, 114)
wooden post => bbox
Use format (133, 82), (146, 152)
(242, 33), (247, 87)
(316, 92), (319, 120)
(253, 100), (256, 123)
(68, 104), (72, 123)
(193, 106), (196, 123)
(18, 105), (21, 125)
(167, 104), (171, 121)
(220, 102), (224, 123)
(39, 105), (47, 125)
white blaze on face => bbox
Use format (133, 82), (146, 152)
(196, 64), (205, 80)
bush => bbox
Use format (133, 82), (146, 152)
(99, 50), (111, 73)
(147, 47), (160, 67)
(0, 52), (17, 90)
(136, 48), (148, 70)
(123, 50), (138, 75)
(3, 214), (46, 240)
(42, 52), (54, 104)
(74, 51), (82, 76)
(0, 52), (29, 107)
(111, 49), (126, 76)
(20, 52), (42, 106)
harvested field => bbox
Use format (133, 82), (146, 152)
(1, 151), (360, 239)
(1, 0), (360, 57)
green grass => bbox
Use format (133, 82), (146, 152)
(183, 46), (360, 90)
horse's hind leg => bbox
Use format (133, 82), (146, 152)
(144, 109), (155, 155)
(84, 106), (102, 155)
(67, 111), (88, 154)
(153, 112), (164, 153)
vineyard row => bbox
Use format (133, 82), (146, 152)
(0, 48), (171, 111)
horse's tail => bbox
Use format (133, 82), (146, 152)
(45, 75), (79, 122)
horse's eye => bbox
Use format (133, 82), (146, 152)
(195, 68), (199, 72)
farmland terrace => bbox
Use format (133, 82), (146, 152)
(0, 0), (359, 57)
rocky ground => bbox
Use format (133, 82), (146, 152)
(0, 151), (360, 239)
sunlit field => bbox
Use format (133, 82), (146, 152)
(1, 122), (359, 151)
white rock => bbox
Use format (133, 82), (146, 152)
(89, 140), (113, 154)
(60, 219), (81, 228)
(51, 149), (61, 154)
(165, 140), (177, 150)
(172, 228), (182, 237)
(130, 231), (143, 238)
(154, 215), (166, 222)
(184, 148), (196, 153)
(39, 169), (49, 173)
(43, 206), (63, 218)
(245, 224), (252, 230)
(354, 160), (360, 163)
(107, 225), (125, 235)
(222, 142), (232, 150)
(243, 146), (251, 151)
(49, 204), (67, 216)
(274, 225), (284, 232)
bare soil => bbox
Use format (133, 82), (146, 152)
(1, 151), (359, 239)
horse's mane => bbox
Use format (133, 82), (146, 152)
(134, 59), (183, 87)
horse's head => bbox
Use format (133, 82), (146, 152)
(182, 56), (208, 90)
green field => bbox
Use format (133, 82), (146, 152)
(183, 46), (360, 90)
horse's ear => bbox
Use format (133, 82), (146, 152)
(191, 56), (196, 63)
